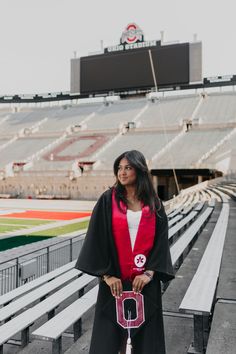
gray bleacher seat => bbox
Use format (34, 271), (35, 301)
(170, 207), (213, 266)
(138, 95), (200, 127)
(197, 92), (236, 124)
(32, 285), (98, 354)
(157, 128), (232, 169)
(0, 137), (55, 167)
(85, 99), (146, 130)
(0, 271), (94, 353)
(0, 261), (76, 307)
(94, 131), (178, 170)
(179, 203), (229, 353)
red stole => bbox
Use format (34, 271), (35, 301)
(112, 190), (156, 281)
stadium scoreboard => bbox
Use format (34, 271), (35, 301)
(71, 23), (202, 95)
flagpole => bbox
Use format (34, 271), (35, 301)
(148, 49), (180, 195)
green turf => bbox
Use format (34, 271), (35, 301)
(0, 220), (89, 252)
(0, 236), (54, 252)
(29, 220), (89, 237)
(0, 225), (28, 233)
(0, 218), (52, 226)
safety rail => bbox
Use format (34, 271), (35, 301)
(0, 233), (85, 295)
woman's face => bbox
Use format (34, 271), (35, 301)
(117, 158), (137, 187)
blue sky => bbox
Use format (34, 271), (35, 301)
(0, 0), (235, 95)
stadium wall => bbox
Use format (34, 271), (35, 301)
(0, 175), (115, 200)
(0, 171), (216, 201)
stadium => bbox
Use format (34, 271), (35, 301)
(0, 22), (235, 354)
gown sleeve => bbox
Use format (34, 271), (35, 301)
(75, 190), (114, 277)
(145, 200), (175, 283)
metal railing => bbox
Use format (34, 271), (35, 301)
(0, 233), (85, 295)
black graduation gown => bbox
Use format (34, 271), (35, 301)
(75, 188), (174, 354)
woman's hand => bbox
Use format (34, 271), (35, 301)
(104, 276), (123, 298)
(132, 271), (154, 293)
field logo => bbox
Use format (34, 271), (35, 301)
(121, 23), (144, 44)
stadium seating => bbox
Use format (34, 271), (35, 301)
(0, 181), (234, 353)
(85, 99), (146, 130)
(93, 131), (178, 170)
(1, 87), (236, 353)
(197, 92), (236, 124)
(0, 269), (80, 322)
(0, 267), (95, 354)
(0, 261), (77, 307)
(32, 286), (98, 354)
(1, 91), (236, 184)
(138, 94), (200, 127)
(0, 191), (207, 353)
(170, 207), (213, 266)
(155, 128), (232, 169)
(179, 203), (229, 352)
(0, 181), (222, 354)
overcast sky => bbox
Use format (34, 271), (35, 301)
(0, 0), (235, 95)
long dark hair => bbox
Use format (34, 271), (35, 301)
(113, 150), (160, 213)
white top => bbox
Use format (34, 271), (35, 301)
(127, 209), (142, 250)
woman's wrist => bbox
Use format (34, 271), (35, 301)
(102, 275), (111, 282)
(143, 270), (154, 281)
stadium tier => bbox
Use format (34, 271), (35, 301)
(0, 109), (53, 135)
(39, 103), (103, 133)
(0, 90), (236, 199)
(197, 92), (236, 124)
(137, 94), (200, 127)
(200, 130), (236, 168)
(154, 128), (232, 169)
(85, 99), (146, 130)
(93, 131), (179, 170)
(0, 137), (56, 166)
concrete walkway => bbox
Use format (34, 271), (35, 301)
(0, 199), (96, 212)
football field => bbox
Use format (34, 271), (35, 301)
(0, 199), (94, 251)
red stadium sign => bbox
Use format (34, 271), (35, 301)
(121, 23), (144, 44)
(106, 23), (156, 53)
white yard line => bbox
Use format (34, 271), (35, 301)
(0, 216), (90, 239)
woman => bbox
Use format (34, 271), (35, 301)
(75, 150), (174, 354)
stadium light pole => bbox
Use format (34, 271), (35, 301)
(148, 50), (180, 195)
